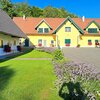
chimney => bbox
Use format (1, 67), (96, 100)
(82, 16), (85, 22)
(23, 15), (26, 20)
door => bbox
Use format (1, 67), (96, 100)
(43, 40), (47, 47)
(25, 39), (29, 47)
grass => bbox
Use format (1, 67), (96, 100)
(17, 50), (52, 58)
(0, 50), (61, 100)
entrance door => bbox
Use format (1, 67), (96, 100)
(43, 40), (47, 47)
(25, 39), (29, 47)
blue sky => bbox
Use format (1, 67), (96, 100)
(12, 0), (100, 18)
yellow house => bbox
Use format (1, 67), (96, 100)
(13, 16), (100, 48)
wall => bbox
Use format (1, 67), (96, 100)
(80, 35), (100, 47)
(27, 35), (55, 47)
(0, 33), (19, 55)
(56, 20), (80, 47)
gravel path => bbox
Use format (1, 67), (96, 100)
(63, 48), (100, 72)
(12, 58), (52, 60)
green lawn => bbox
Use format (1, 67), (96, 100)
(0, 51), (61, 100)
(17, 50), (52, 58)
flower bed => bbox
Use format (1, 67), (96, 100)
(52, 60), (100, 100)
(36, 47), (56, 54)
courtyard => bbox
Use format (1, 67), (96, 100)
(63, 47), (100, 72)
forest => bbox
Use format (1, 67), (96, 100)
(0, 0), (78, 18)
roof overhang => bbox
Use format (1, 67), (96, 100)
(0, 31), (27, 38)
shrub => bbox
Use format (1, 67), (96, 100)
(77, 44), (80, 48)
(52, 49), (64, 60)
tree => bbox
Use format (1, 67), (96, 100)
(0, 1), (78, 18)
(0, 0), (17, 18)
(14, 3), (31, 17)
(43, 6), (62, 18)
(31, 6), (43, 17)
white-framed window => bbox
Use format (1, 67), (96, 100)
(38, 28), (49, 33)
(88, 28), (98, 33)
(38, 28), (43, 33)
(44, 28), (49, 33)
(65, 27), (71, 32)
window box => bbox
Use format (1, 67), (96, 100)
(95, 40), (99, 45)
(88, 40), (92, 45)
(88, 42), (92, 45)
(65, 44), (70, 46)
(38, 44), (42, 47)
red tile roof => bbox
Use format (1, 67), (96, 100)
(13, 17), (100, 35)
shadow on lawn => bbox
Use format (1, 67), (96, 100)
(59, 82), (86, 100)
(0, 49), (33, 63)
(0, 66), (14, 91)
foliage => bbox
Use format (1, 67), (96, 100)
(53, 61), (100, 100)
(14, 3), (31, 17)
(0, 1), (78, 18)
(52, 49), (64, 60)
(0, 0), (17, 18)
(31, 6), (43, 17)
(36, 47), (56, 54)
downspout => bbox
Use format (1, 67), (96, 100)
(56, 34), (58, 47)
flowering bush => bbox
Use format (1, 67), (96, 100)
(53, 61), (100, 100)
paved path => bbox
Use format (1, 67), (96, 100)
(63, 48), (100, 72)
(12, 58), (52, 60)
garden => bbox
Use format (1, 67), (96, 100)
(0, 47), (100, 100)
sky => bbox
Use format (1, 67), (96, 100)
(12, 0), (100, 18)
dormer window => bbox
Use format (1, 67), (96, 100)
(88, 28), (98, 33)
(38, 28), (49, 33)
(44, 28), (49, 33)
(38, 28), (43, 33)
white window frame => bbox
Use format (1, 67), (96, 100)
(65, 27), (71, 32)
(38, 28), (49, 33)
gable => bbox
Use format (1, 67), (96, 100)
(38, 21), (50, 28)
(53, 16), (84, 34)
(35, 19), (52, 29)
(85, 21), (100, 31)
(56, 20), (82, 35)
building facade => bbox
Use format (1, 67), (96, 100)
(13, 16), (100, 48)
(0, 9), (26, 55)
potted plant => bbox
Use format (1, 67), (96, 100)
(77, 44), (80, 48)
(4, 45), (11, 52)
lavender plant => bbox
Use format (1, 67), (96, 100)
(36, 47), (56, 53)
(53, 61), (100, 100)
